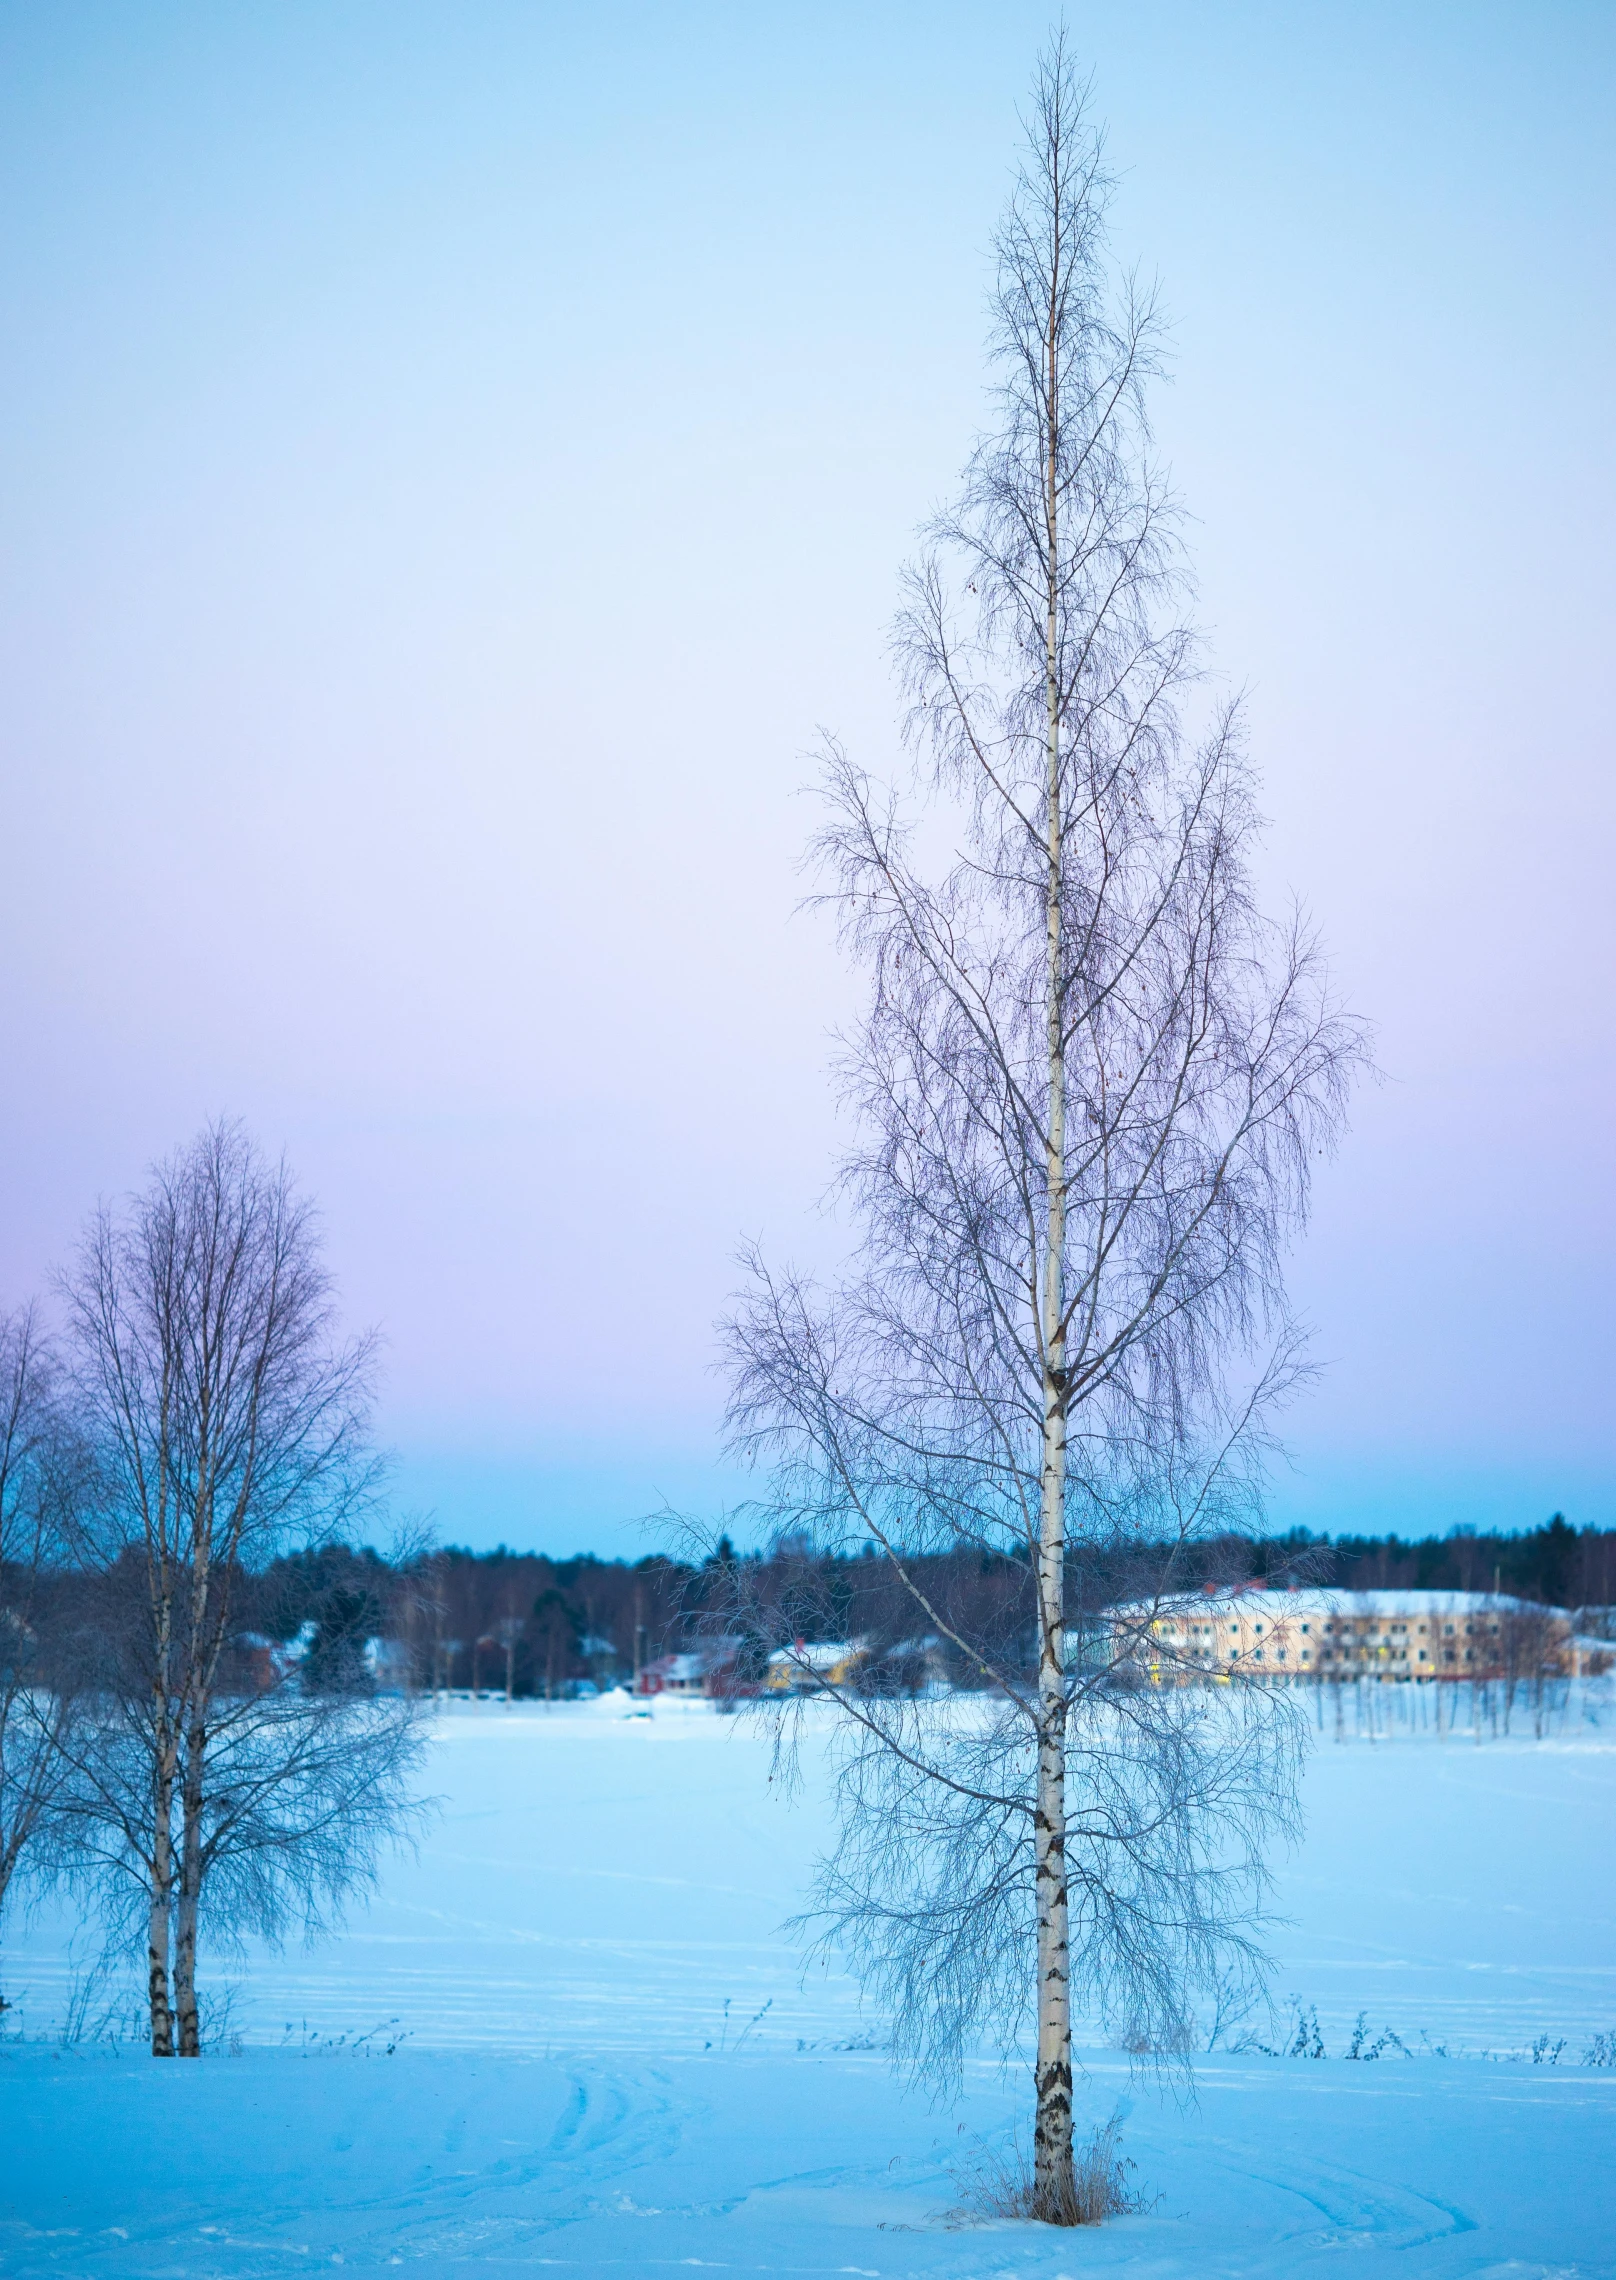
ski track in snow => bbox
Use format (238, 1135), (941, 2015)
(2, 1699), (1613, 2276)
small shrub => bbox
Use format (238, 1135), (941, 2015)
(1530, 2034), (1566, 2066)
(1242, 1998), (1325, 2059)
(1584, 2030), (1616, 2068)
(1286, 2003), (1327, 2060)
(1202, 1967), (1264, 2052)
(958, 2116), (1151, 2228)
(1064, 2121), (1151, 2226)
(1344, 2011), (1407, 2061)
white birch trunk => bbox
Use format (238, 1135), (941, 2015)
(1032, 261), (1075, 2214)
(147, 1749), (175, 2057)
(174, 1721), (204, 2056)
(175, 1494), (216, 2058)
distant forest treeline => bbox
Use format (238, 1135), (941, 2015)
(250, 1514), (1614, 1698)
(1322, 1514), (1610, 1606)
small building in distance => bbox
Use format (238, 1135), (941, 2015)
(1111, 1587), (1590, 1682)
(637, 1641), (741, 1699)
(765, 1639), (863, 1693)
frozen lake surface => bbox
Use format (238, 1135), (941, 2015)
(3, 1695), (1613, 2275)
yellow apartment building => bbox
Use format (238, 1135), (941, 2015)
(1112, 1587), (1575, 1682)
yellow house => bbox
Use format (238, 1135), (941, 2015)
(765, 1639), (863, 1693)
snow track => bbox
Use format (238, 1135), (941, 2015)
(2, 2046), (1611, 2276)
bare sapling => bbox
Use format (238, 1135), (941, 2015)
(721, 39), (1361, 2221)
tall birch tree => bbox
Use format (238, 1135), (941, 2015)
(724, 43), (1361, 2219)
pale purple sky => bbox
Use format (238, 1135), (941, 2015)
(2, 3), (1611, 1551)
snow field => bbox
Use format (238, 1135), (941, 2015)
(2, 1694), (1613, 2275)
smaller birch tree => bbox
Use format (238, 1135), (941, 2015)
(59, 1122), (386, 2055)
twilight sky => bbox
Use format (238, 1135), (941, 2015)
(2, 2), (1611, 1554)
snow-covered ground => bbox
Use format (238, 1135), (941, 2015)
(4, 1695), (1614, 2276)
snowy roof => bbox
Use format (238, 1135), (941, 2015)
(766, 1639), (859, 1672)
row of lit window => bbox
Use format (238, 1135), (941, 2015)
(1151, 1617), (1502, 1641)
(1159, 1642), (1486, 1669)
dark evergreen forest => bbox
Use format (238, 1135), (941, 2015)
(246, 1514), (1614, 1698)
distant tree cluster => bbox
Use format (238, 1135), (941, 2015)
(1320, 1515), (1611, 1613)
(277, 1513), (1610, 1706)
